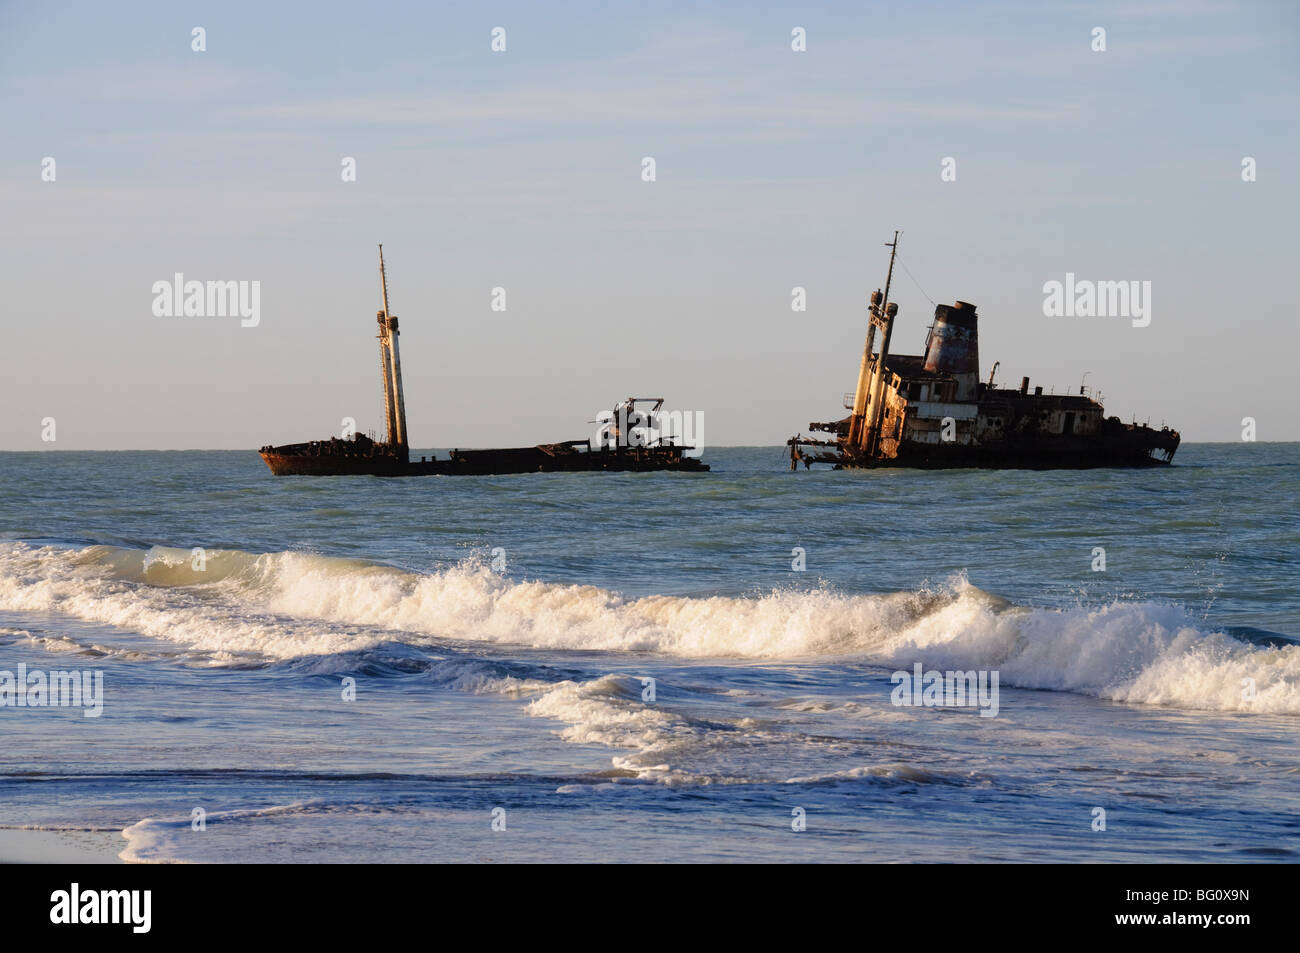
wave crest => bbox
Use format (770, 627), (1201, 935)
(1, 541), (1296, 714)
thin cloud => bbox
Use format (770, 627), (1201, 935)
(241, 85), (1073, 127)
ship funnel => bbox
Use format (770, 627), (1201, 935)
(924, 301), (980, 401)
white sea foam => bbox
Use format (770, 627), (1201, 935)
(119, 802), (323, 863)
(783, 763), (937, 784)
(1, 541), (1297, 714)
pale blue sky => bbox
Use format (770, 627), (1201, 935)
(2, 0), (1297, 449)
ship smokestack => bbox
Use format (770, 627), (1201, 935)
(924, 301), (980, 402)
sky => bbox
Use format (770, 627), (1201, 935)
(1, 0), (1297, 449)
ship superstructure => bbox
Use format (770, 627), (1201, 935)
(787, 233), (1180, 470)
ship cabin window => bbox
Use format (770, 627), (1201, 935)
(906, 382), (921, 401)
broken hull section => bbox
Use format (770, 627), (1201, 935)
(258, 248), (707, 478)
(796, 397), (1180, 470)
(794, 406), (1180, 470)
(259, 442), (708, 476)
(830, 430), (1180, 469)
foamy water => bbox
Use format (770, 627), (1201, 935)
(0, 446), (1296, 862)
(3, 542), (1295, 713)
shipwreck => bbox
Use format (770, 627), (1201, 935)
(259, 247), (707, 476)
(787, 233), (1180, 470)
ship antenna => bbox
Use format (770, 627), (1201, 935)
(376, 245), (397, 445)
(379, 243), (392, 318)
(881, 230), (899, 311)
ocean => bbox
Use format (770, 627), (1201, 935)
(1, 444), (1296, 863)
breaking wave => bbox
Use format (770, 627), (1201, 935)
(1, 541), (1297, 715)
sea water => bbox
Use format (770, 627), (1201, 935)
(0, 445), (1296, 862)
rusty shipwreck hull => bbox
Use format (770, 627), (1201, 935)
(258, 447), (407, 476)
(793, 400), (1181, 470)
(786, 232), (1183, 472)
(791, 386), (1181, 471)
(824, 425), (1180, 470)
(259, 247), (707, 477)
(259, 440), (708, 477)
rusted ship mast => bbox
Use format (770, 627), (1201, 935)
(787, 232), (1180, 470)
(259, 247), (707, 476)
(376, 244), (408, 453)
